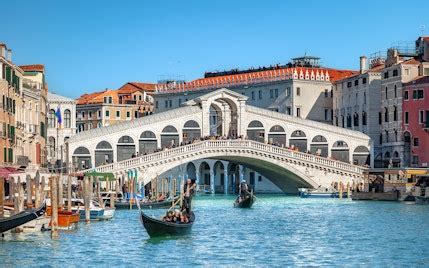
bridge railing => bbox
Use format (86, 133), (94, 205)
(89, 139), (366, 175)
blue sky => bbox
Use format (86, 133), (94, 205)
(2, 0), (428, 98)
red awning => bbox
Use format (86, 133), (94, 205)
(0, 167), (21, 180)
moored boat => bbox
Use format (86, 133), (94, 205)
(299, 187), (347, 198)
(140, 210), (195, 237)
(70, 199), (115, 221)
(16, 216), (51, 233)
(111, 196), (179, 210)
(415, 196), (429, 205)
(46, 207), (80, 230)
(0, 200), (47, 234)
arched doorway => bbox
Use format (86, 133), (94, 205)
(331, 141), (350, 163)
(95, 141), (113, 166)
(186, 162), (197, 180)
(72, 146), (91, 170)
(352, 146), (370, 166)
(199, 162), (211, 188)
(289, 130), (307, 152)
(403, 131), (411, 166)
(183, 120), (201, 143)
(117, 135), (135, 161)
(310, 135), (328, 157)
(268, 125), (286, 146)
(139, 131), (157, 154)
(161, 125), (179, 148)
(209, 103), (222, 136)
(213, 161), (225, 193)
(247, 120), (265, 143)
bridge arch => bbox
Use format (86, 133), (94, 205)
(268, 125), (286, 146)
(139, 130), (157, 155)
(199, 161), (211, 188)
(213, 160), (226, 193)
(310, 135), (328, 157)
(289, 130), (307, 152)
(161, 125), (179, 148)
(352, 145), (370, 166)
(331, 140), (349, 163)
(247, 120), (265, 143)
(117, 135), (135, 161)
(95, 141), (113, 166)
(72, 146), (91, 170)
(183, 120), (201, 143)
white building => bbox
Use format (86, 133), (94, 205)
(47, 92), (76, 170)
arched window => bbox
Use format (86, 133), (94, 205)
(48, 109), (56, 128)
(291, 130), (306, 137)
(183, 120), (200, 128)
(393, 106), (398, 121)
(248, 120), (264, 128)
(269, 125), (285, 132)
(64, 109), (71, 128)
(118, 136), (134, 143)
(312, 135), (327, 143)
(384, 107), (389, 122)
(362, 112), (367, 126)
(162, 125), (178, 133)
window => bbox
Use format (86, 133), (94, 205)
(362, 77), (367, 84)
(296, 107), (301, 117)
(178, 99), (182, 106)
(258, 90), (262, 99)
(384, 71), (389, 79)
(82, 111), (85, 119)
(404, 69), (410, 75)
(270, 89), (273, 98)
(275, 88), (279, 97)
(419, 110), (424, 123)
(354, 113), (359, 126)
(405, 111), (409, 124)
(98, 110), (101, 118)
(395, 130), (398, 142)
(379, 134), (383, 145)
(126, 111), (130, 118)
(362, 112), (367, 125)
(251, 91), (255, 100)
(155, 101), (159, 109)
(393, 69), (398, 76)
(258, 176), (262, 182)
(354, 80), (358, 86)
(385, 130), (389, 142)
(48, 109), (56, 128)
(418, 90), (424, 99)
(347, 82), (352, 88)
(64, 109), (71, 128)
(104, 97), (107, 103)
(169, 100), (172, 107)
(324, 89), (329, 97)
(133, 95), (137, 101)
(296, 87), (300, 96)
(393, 106), (398, 121)
(394, 85), (397, 98)
(384, 107), (389, 122)
(412, 155), (419, 165)
(413, 137), (419, 147)
(385, 87), (388, 99)
(164, 100), (168, 108)
(404, 90), (409, 100)
(330, 90), (333, 98)
(105, 110), (110, 117)
(108, 97), (112, 103)
(363, 92), (367, 104)
(89, 111), (92, 119)
(139, 95), (142, 101)
(324, 109), (328, 121)
(286, 107), (291, 115)
(134, 111), (138, 118)
(88, 123), (92, 130)
(347, 114), (352, 127)
(116, 111), (120, 118)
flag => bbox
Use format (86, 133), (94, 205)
(55, 107), (62, 126)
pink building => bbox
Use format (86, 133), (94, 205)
(403, 76), (429, 167)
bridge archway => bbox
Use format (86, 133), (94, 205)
(332, 140), (349, 163)
(290, 130), (307, 152)
(186, 162), (197, 181)
(209, 103), (223, 136)
(139, 131), (157, 154)
(72, 146), (91, 170)
(213, 161), (225, 193)
(183, 120), (201, 143)
(117, 135), (135, 161)
(310, 135), (328, 157)
(95, 141), (113, 166)
(268, 125), (286, 146)
(161, 125), (179, 148)
(199, 161), (211, 187)
(353, 146), (370, 166)
(247, 120), (265, 142)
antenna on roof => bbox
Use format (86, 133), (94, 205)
(420, 24), (426, 36)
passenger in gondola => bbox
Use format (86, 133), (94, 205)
(157, 193), (166, 202)
(162, 210), (174, 222)
(180, 211), (189, 223)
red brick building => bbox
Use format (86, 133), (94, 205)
(403, 76), (429, 167)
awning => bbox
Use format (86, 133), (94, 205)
(0, 167), (21, 180)
(83, 171), (115, 181)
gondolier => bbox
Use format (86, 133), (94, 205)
(183, 179), (196, 215)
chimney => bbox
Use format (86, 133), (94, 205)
(359, 56), (367, 74)
(6, 49), (12, 62)
(0, 44), (6, 58)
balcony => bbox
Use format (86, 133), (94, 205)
(16, 155), (29, 167)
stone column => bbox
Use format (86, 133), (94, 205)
(254, 172), (259, 193)
(237, 100), (247, 137)
(210, 170), (215, 194)
(222, 104), (231, 137)
(232, 174), (236, 194)
(201, 100), (210, 137)
(224, 169), (228, 194)
(239, 165), (245, 182)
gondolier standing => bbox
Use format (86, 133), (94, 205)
(183, 179), (196, 215)
(239, 180), (249, 200)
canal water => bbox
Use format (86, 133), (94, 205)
(1, 195), (428, 266)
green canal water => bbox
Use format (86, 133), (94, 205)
(1, 195), (428, 266)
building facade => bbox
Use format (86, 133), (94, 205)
(333, 56), (383, 167)
(76, 82), (154, 132)
(47, 92), (76, 170)
(402, 76), (429, 167)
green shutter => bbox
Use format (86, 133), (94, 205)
(5, 66), (11, 84)
(8, 148), (13, 163)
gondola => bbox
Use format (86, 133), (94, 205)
(234, 194), (256, 208)
(140, 210), (195, 237)
(107, 196), (179, 210)
(0, 200), (47, 234)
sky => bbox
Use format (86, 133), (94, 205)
(1, 0), (428, 99)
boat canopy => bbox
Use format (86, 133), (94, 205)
(83, 171), (115, 181)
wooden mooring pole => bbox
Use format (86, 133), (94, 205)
(84, 176), (91, 223)
(34, 174), (40, 208)
(51, 176), (59, 238)
(67, 176), (72, 211)
(0, 177), (4, 217)
(26, 176), (33, 208)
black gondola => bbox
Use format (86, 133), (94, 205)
(111, 196), (179, 210)
(234, 194), (256, 208)
(140, 210), (195, 237)
(0, 200), (47, 234)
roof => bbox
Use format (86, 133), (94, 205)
(156, 67), (358, 94)
(404, 76), (429, 86)
(76, 90), (118, 105)
(402, 58), (421, 65)
(47, 92), (76, 103)
(19, 64), (45, 72)
(117, 82), (156, 94)
(334, 64), (385, 83)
